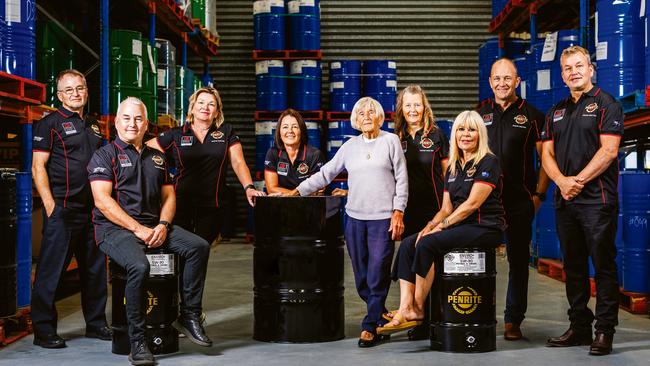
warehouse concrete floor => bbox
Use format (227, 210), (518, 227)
(2, 240), (650, 366)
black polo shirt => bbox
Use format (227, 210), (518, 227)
(402, 127), (449, 215)
(477, 97), (545, 206)
(156, 123), (240, 208)
(541, 86), (624, 207)
(87, 138), (172, 244)
(444, 154), (506, 230)
(32, 106), (103, 209)
(264, 144), (325, 190)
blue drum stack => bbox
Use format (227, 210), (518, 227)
(288, 0), (320, 50)
(363, 60), (397, 113)
(0, 0), (36, 79)
(329, 60), (362, 112)
(620, 171), (650, 293)
(254, 121), (276, 173)
(253, 0), (286, 50)
(289, 60), (321, 111)
(256, 60), (288, 111)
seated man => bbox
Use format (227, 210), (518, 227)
(87, 97), (211, 366)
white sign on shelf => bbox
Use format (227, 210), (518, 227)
(596, 42), (608, 61)
(157, 69), (167, 87)
(537, 69), (551, 91)
(132, 39), (143, 57)
(540, 31), (559, 62)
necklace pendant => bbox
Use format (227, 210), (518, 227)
(366, 154), (371, 160)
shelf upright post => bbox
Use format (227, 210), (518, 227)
(498, 33), (505, 58)
(100, 0), (109, 116)
(182, 32), (188, 68)
(530, 2), (538, 49)
(580, 0), (590, 49)
(149, 1), (156, 45)
(202, 58), (211, 86)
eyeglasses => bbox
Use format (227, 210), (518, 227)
(58, 86), (87, 95)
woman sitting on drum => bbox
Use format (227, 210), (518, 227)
(378, 110), (506, 335)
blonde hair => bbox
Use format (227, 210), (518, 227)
(350, 97), (385, 130)
(186, 87), (225, 127)
(560, 45), (591, 67)
(394, 85), (437, 140)
(116, 96), (148, 122)
(447, 110), (493, 176)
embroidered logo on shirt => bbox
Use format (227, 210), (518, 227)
(420, 137), (434, 149)
(62, 122), (77, 135)
(481, 171), (489, 178)
(92, 167), (106, 173)
(585, 102), (598, 113)
(118, 154), (132, 167)
(514, 115), (528, 125)
(277, 162), (289, 176)
(448, 173), (457, 183)
(211, 131), (224, 140)
(152, 155), (164, 166)
(181, 136), (193, 146)
(91, 124), (101, 136)
(482, 113), (493, 126)
(553, 109), (566, 122)
(33, 136), (44, 142)
(297, 162), (309, 175)
(466, 166), (477, 177)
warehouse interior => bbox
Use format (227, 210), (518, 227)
(1, 0), (650, 365)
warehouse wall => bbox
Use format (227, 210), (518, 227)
(193, 0), (492, 234)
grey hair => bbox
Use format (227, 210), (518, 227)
(350, 96), (385, 130)
(116, 96), (148, 122)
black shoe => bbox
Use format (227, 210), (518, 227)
(128, 339), (154, 366)
(357, 332), (390, 348)
(85, 325), (113, 341)
(407, 324), (430, 341)
(589, 333), (613, 356)
(33, 333), (67, 349)
(173, 314), (212, 347)
(546, 328), (593, 347)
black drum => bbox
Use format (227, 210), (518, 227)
(431, 248), (497, 353)
(0, 168), (17, 318)
(111, 247), (180, 355)
(253, 196), (345, 343)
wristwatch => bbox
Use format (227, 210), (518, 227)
(159, 220), (171, 230)
(244, 184), (256, 192)
(533, 191), (547, 201)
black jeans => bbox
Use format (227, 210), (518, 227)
(98, 225), (210, 342)
(503, 200), (534, 325)
(32, 205), (107, 336)
(556, 202), (619, 335)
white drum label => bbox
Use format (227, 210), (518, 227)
(301, 0), (316, 6)
(255, 121), (275, 134)
(330, 140), (343, 148)
(147, 253), (175, 276)
(253, 1), (271, 15)
(157, 69), (166, 87)
(331, 62), (341, 70)
(132, 39), (143, 57)
(288, 1), (300, 13)
(443, 252), (486, 274)
(596, 41), (608, 61)
(255, 61), (269, 75)
(536, 69), (551, 91)
(329, 121), (339, 129)
(331, 81), (344, 89)
(388, 61), (397, 69)
(270, 0), (284, 7)
(386, 80), (397, 89)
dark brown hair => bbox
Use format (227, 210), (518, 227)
(274, 108), (308, 150)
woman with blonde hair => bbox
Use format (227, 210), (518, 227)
(147, 87), (264, 244)
(288, 96), (408, 347)
(378, 110), (505, 335)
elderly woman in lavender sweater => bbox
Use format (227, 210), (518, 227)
(287, 97), (408, 347)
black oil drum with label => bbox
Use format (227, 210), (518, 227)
(253, 196), (345, 343)
(0, 169), (17, 318)
(431, 248), (496, 353)
(111, 247), (179, 355)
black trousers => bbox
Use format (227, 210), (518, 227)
(98, 225), (210, 342)
(503, 200), (534, 325)
(31, 206), (108, 336)
(556, 202), (619, 335)
(175, 205), (223, 245)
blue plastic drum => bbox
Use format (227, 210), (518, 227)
(289, 60), (321, 110)
(0, 0), (36, 79)
(620, 171), (650, 292)
(16, 172), (31, 307)
(305, 121), (322, 149)
(255, 121), (276, 173)
(436, 119), (453, 140)
(288, 0), (320, 50)
(256, 60), (288, 111)
(535, 183), (562, 259)
(596, 0), (645, 98)
(363, 60), (397, 112)
(329, 60), (361, 112)
(253, 0), (286, 50)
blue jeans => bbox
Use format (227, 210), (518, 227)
(344, 217), (394, 333)
(98, 225), (209, 342)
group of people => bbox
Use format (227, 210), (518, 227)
(30, 43), (622, 365)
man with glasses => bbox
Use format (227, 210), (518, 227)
(32, 69), (111, 348)
(476, 58), (549, 341)
(543, 46), (622, 356)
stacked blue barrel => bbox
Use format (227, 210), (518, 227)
(290, 60), (321, 111)
(596, 0), (645, 99)
(0, 0), (36, 79)
(253, 0), (321, 51)
(620, 171), (650, 293)
(288, 0), (320, 50)
(253, 0), (286, 50)
(256, 60), (288, 111)
(363, 60), (397, 113)
(329, 60), (362, 112)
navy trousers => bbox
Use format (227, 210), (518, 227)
(31, 206), (108, 336)
(344, 217), (394, 333)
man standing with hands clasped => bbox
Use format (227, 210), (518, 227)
(542, 46), (623, 356)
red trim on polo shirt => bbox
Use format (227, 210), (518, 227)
(474, 180), (496, 189)
(52, 129), (70, 208)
